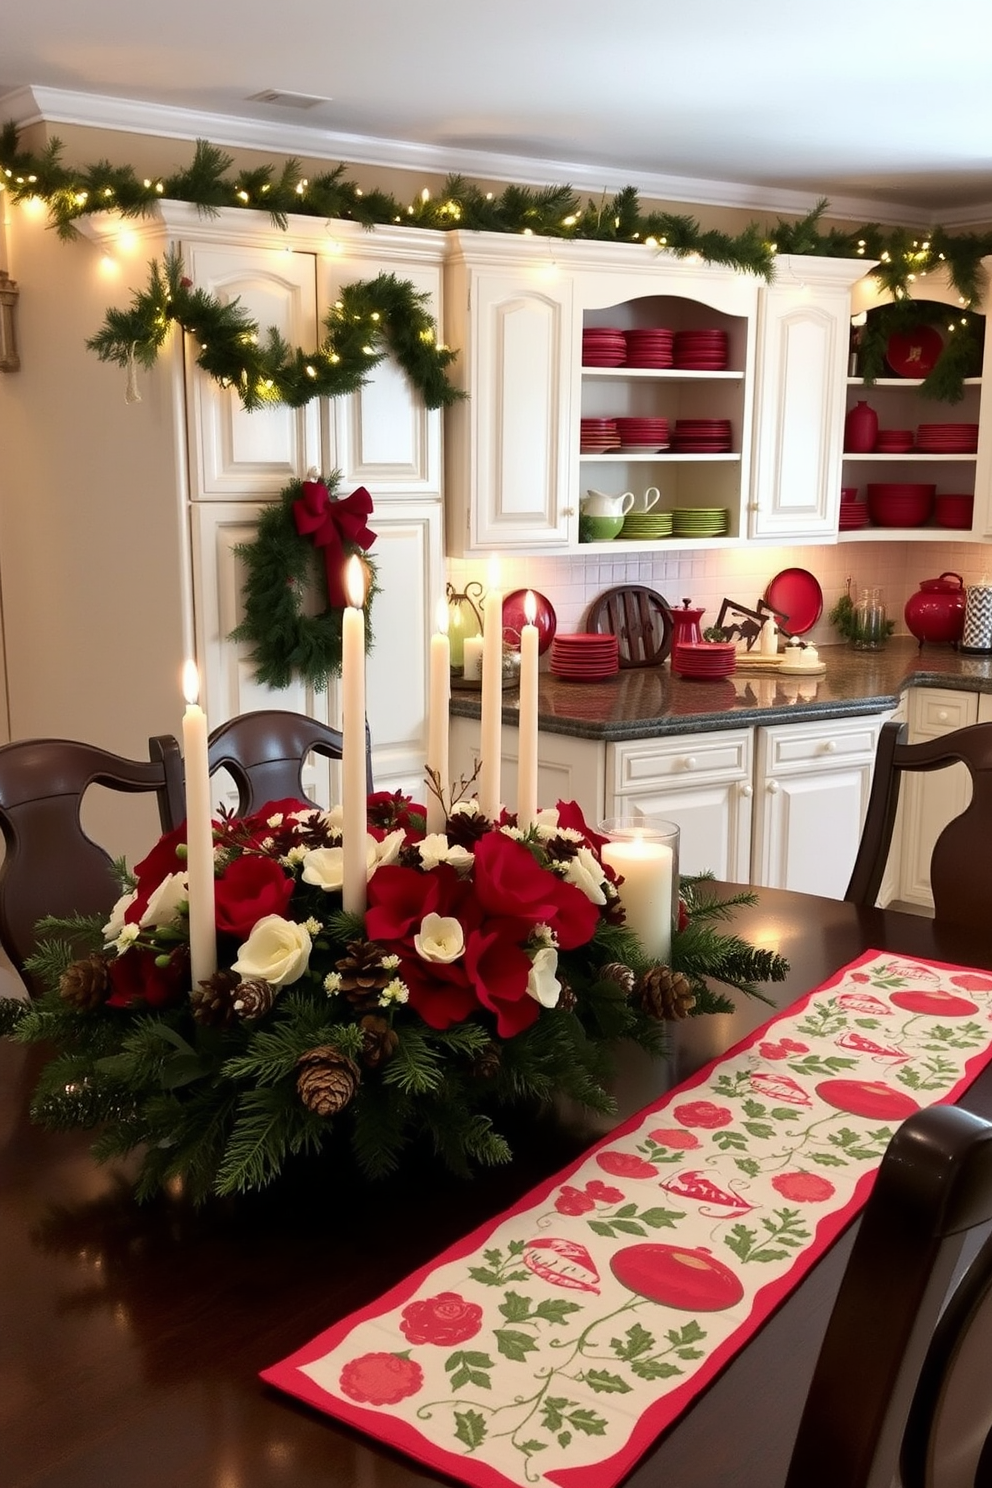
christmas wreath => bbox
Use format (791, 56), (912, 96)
(0, 793), (788, 1202)
(230, 473), (380, 690)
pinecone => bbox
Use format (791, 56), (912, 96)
(359, 1014), (399, 1068)
(600, 962), (635, 996)
(190, 969), (243, 1027)
(472, 1041), (503, 1081)
(335, 941), (391, 1011)
(444, 809), (493, 850)
(296, 1045), (361, 1116)
(556, 980), (577, 1013)
(636, 966), (696, 1020)
(543, 835), (580, 865)
(59, 953), (111, 1011)
(232, 978), (276, 1021)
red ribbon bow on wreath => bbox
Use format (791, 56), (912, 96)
(292, 478), (377, 609)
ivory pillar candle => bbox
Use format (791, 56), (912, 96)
(478, 557), (503, 820)
(760, 618), (778, 657)
(516, 590), (539, 831)
(599, 818), (679, 964)
(342, 556), (368, 915)
(426, 598), (450, 835)
(181, 661), (217, 988)
(461, 634), (484, 683)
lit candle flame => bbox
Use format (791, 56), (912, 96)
(344, 555), (366, 609)
(524, 590), (537, 626)
(182, 659), (200, 707)
(435, 597), (449, 634)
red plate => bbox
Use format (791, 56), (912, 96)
(764, 568), (824, 636)
(885, 326), (943, 378)
(502, 589), (557, 654)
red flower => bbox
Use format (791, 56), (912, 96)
(399, 1291), (483, 1346)
(214, 855), (294, 939)
(554, 799), (610, 852)
(757, 1041), (790, 1061)
(648, 1128), (701, 1150)
(677, 899), (690, 933)
(463, 926), (538, 1037)
(584, 1180), (626, 1203)
(129, 824), (188, 922)
(771, 1171), (836, 1203)
(106, 946), (189, 1009)
(555, 1185), (596, 1215)
(367, 791), (426, 836)
(338, 1352), (424, 1406)
(778, 1038), (808, 1053)
(673, 1100), (733, 1129)
(471, 832), (598, 950)
(596, 1151), (657, 1179)
(365, 863), (447, 940)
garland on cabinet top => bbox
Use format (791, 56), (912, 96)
(231, 474), (381, 691)
(3, 125), (992, 405)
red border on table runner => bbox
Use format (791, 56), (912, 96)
(262, 949), (992, 1488)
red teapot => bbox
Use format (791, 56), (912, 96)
(904, 572), (966, 646)
(669, 598), (705, 646)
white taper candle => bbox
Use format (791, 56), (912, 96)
(478, 557), (503, 820)
(181, 661), (217, 987)
(516, 590), (539, 831)
(426, 598), (450, 835)
(342, 556), (368, 915)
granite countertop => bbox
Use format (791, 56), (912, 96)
(449, 638), (992, 741)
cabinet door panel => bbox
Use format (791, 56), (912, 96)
(322, 259), (441, 495)
(449, 718), (605, 826)
(184, 244), (320, 499)
(754, 767), (872, 897)
(612, 783), (752, 882)
(897, 688), (979, 908)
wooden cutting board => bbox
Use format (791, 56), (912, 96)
(586, 585), (674, 668)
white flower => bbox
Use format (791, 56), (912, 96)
(102, 888), (137, 943)
(562, 846), (608, 905)
(320, 804), (344, 833)
(109, 922), (141, 956)
(414, 912), (465, 963)
(266, 813), (285, 829)
(381, 977), (409, 1005)
(305, 916), (322, 934)
(416, 834), (475, 874)
(450, 798), (480, 818)
(501, 825), (526, 841)
(324, 971), (343, 995)
(139, 871), (189, 929)
(370, 829), (405, 872)
(232, 915), (311, 988)
(526, 946), (561, 1007)
(381, 953), (400, 970)
(281, 845), (309, 867)
(533, 808), (560, 837)
(531, 922), (557, 949)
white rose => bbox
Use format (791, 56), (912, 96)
(231, 914), (312, 987)
(562, 845), (608, 905)
(139, 871), (190, 929)
(526, 946), (561, 1007)
(103, 888), (138, 943)
(370, 829), (405, 871)
(301, 845), (345, 892)
(414, 912), (465, 963)
(416, 834), (475, 874)
(533, 808), (560, 838)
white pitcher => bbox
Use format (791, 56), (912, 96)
(581, 489), (635, 519)
(629, 486), (661, 514)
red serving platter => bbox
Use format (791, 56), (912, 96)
(885, 326), (943, 378)
(764, 567), (824, 636)
(501, 589), (557, 654)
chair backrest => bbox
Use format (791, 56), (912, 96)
(845, 719), (992, 925)
(156, 710), (375, 828)
(785, 1103), (992, 1488)
(0, 737), (177, 992)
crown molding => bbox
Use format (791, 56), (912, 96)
(3, 83), (987, 231)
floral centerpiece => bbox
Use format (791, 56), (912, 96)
(1, 792), (788, 1202)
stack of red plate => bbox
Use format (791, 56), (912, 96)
(550, 633), (620, 681)
(671, 419), (732, 452)
(614, 417), (670, 451)
(866, 482), (936, 527)
(582, 328), (626, 367)
(671, 641), (737, 679)
(934, 492), (975, 529)
(916, 423), (979, 453)
(580, 418), (620, 453)
(839, 501), (870, 530)
(624, 328), (674, 368)
(875, 428), (914, 453)
(673, 329), (729, 370)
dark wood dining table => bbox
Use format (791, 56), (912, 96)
(4, 887), (992, 1488)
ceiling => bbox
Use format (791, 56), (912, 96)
(3, 0), (992, 223)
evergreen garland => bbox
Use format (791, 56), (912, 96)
(84, 246), (463, 413)
(229, 474), (380, 690)
(855, 298), (984, 404)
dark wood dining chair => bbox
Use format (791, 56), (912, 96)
(845, 719), (992, 926)
(157, 709), (374, 827)
(785, 1102), (992, 1488)
(0, 737), (178, 993)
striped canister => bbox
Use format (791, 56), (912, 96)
(962, 581), (992, 653)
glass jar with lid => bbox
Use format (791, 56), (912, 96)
(852, 586), (887, 649)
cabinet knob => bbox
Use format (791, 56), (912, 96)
(766, 779), (780, 794)
(562, 507), (575, 517)
(680, 755), (697, 771)
(937, 709), (950, 723)
(820, 739), (838, 754)
(740, 782), (753, 798)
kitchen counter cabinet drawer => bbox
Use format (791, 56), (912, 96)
(758, 717), (881, 774)
(911, 687), (979, 738)
(609, 729), (753, 795)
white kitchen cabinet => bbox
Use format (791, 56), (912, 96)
(751, 715), (886, 897)
(749, 255), (870, 542)
(893, 686), (992, 909)
(443, 232), (760, 555)
(448, 717), (605, 822)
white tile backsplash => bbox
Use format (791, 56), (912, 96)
(447, 538), (992, 651)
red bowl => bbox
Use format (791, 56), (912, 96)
(866, 483), (935, 527)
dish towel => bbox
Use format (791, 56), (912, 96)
(263, 949), (992, 1488)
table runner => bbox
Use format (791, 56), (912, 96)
(262, 949), (992, 1488)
